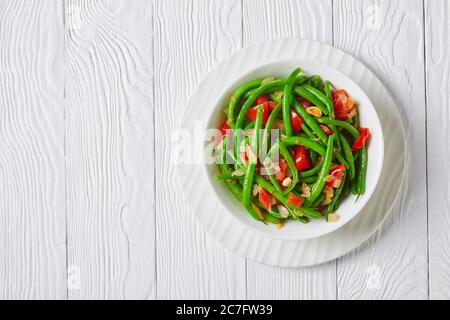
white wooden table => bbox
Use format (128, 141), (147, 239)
(0, 0), (448, 300)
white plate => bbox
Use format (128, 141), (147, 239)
(177, 38), (406, 267)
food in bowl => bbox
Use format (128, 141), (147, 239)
(214, 68), (371, 229)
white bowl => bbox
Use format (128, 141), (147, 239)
(204, 59), (384, 241)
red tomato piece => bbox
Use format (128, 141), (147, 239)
(290, 110), (302, 133)
(351, 128), (371, 152)
(293, 146), (312, 172)
(287, 193), (304, 208)
(326, 164), (345, 188)
(267, 100), (277, 112)
(219, 120), (230, 136)
(258, 188), (273, 211)
(256, 94), (270, 105)
(319, 124), (332, 135)
(332, 89), (357, 120)
(296, 97), (311, 108)
(274, 158), (288, 183)
(246, 102), (270, 124)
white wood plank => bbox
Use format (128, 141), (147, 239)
(65, 0), (155, 299)
(243, 0), (337, 300)
(0, 0), (66, 299)
(334, 0), (428, 299)
(154, 0), (246, 299)
(425, 0), (450, 300)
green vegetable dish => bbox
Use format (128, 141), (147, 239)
(215, 68), (371, 228)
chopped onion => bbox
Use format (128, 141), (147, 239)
(277, 205), (289, 218)
(231, 168), (245, 177)
(252, 184), (261, 196)
(306, 106), (323, 117)
(282, 177), (292, 187)
(262, 76), (275, 84)
(327, 213), (339, 222)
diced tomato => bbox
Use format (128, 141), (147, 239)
(258, 188), (273, 211)
(256, 94), (270, 105)
(290, 110), (302, 133)
(216, 120), (231, 144)
(293, 146), (312, 172)
(296, 97), (311, 108)
(287, 193), (304, 208)
(332, 89), (357, 120)
(351, 128), (371, 152)
(219, 120), (230, 135)
(246, 102), (270, 124)
(319, 124), (332, 135)
(326, 164), (345, 188)
(267, 100), (277, 112)
(274, 158), (288, 183)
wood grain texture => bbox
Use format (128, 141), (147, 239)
(0, 0), (66, 299)
(334, 0), (428, 299)
(65, 0), (155, 299)
(154, 0), (246, 299)
(243, 0), (337, 300)
(425, 0), (450, 300)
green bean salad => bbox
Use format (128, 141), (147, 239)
(215, 68), (370, 228)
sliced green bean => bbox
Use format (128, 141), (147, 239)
(282, 68), (301, 137)
(282, 136), (326, 156)
(338, 131), (355, 180)
(353, 147), (367, 194)
(242, 107), (262, 206)
(316, 118), (360, 139)
(300, 161), (322, 178)
(309, 135), (334, 203)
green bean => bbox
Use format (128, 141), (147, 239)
(324, 80), (332, 99)
(310, 193), (325, 209)
(321, 81), (341, 151)
(303, 84), (334, 115)
(301, 121), (317, 139)
(282, 68), (301, 137)
(227, 79), (262, 126)
(262, 98), (282, 154)
(242, 107), (262, 206)
(309, 149), (318, 164)
(301, 175), (318, 184)
(293, 86), (329, 115)
(264, 214), (283, 225)
(278, 141), (299, 195)
(338, 131), (355, 180)
(307, 75), (324, 92)
(244, 121), (255, 132)
(296, 207), (323, 219)
(282, 136), (326, 156)
(295, 75), (308, 86)
(309, 135), (334, 203)
(334, 149), (350, 169)
(353, 147), (367, 194)
(326, 172), (346, 221)
(300, 161), (322, 178)
(316, 118), (360, 139)
(293, 99), (328, 143)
